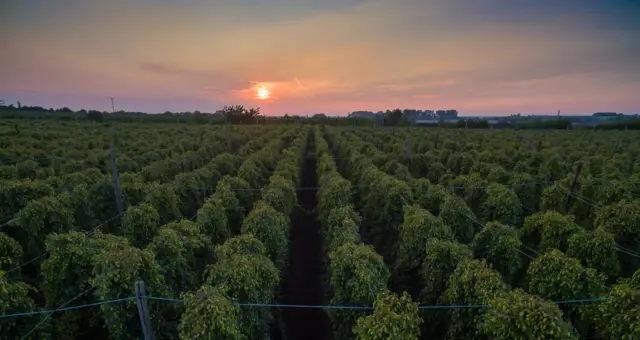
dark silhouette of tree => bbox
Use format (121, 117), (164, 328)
(385, 108), (405, 126)
(222, 105), (261, 124)
(86, 110), (104, 122)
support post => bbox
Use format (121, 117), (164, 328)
(135, 280), (154, 340)
(226, 118), (231, 151)
(564, 162), (583, 213)
(405, 136), (412, 158)
(110, 122), (124, 217)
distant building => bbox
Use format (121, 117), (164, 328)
(349, 111), (376, 118)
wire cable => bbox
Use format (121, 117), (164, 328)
(20, 284), (99, 340)
(0, 297), (135, 319)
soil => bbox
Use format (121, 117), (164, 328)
(281, 133), (332, 340)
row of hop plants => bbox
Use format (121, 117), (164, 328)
(2, 126), (291, 261)
(325, 127), (640, 339)
(0, 125), (276, 221)
(350, 127), (638, 180)
(178, 127), (309, 339)
(346, 127), (640, 217)
(0, 123), (243, 180)
(315, 127), (422, 340)
(369, 175), (636, 339)
(325, 128), (411, 263)
(406, 172), (640, 337)
(0, 128), (294, 339)
(344, 127), (640, 282)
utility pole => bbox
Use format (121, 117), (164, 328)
(135, 280), (154, 340)
(110, 97), (116, 112)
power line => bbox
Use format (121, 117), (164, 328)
(0, 297), (135, 319)
(6, 202), (142, 274)
(20, 284), (99, 340)
(1, 295), (615, 321)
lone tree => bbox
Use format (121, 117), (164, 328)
(222, 105), (261, 124)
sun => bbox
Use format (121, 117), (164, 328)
(256, 86), (270, 100)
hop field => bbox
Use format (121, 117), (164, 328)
(1, 119), (639, 339)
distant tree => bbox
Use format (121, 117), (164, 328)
(222, 105), (260, 124)
(385, 108), (405, 126)
(86, 110), (104, 122)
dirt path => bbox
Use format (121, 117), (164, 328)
(282, 133), (332, 340)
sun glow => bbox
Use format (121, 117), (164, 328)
(257, 86), (270, 100)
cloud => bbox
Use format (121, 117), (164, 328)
(1, 0), (639, 115)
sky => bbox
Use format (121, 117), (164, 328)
(1, 0), (639, 116)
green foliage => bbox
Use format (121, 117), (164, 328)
(328, 243), (389, 340)
(594, 199), (640, 276)
(324, 205), (361, 252)
(450, 174), (488, 217)
(438, 195), (478, 244)
(217, 176), (252, 214)
(0, 232), (22, 272)
(526, 249), (608, 335)
(205, 241), (279, 339)
(0, 180), (54, 220)
(471, 222), (522, 281)
(122, 203), (160, 248)
(147, 220), (210, 293)
(90, 238), (167, 340)
(14, 194), (75, 257)
(353, 290), (422, 340)
(521, 211), (582, 253)
(241, 201), (290, 270)
(480, 289), (578, 340)
(538, 154), (567, 182)
(566, 227), (619, 278)
(179, 285), (245, 340)
(539, 182), (570, 212)
(261, 175), (296, 216)
(237, 159), (264, 189)
(214, 234), (268, 260)
(593, 275), (640, 339)
(359, 167), (412, 259)
(196, 197), (229, 243)
(317, 174), (353, 224)
(145, 183), (182, 224)
(482, 184), (523, 226)
(0, 273), (36, 339)
(394, 205), (453, 297)
(426, 162), (446, 183)
(526, 249), (607, 301)
(441, 259), (507, 339)
(420, 239), (472, 304)
(41, 232), (120, 339)
(210, 177), (244, 234)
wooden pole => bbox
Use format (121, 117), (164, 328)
(110, 122), (124, 217)
(564, 162), (583, 213)
(135, 280), (154, 340)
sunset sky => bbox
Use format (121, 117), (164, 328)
(1, 0), (639, 116)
